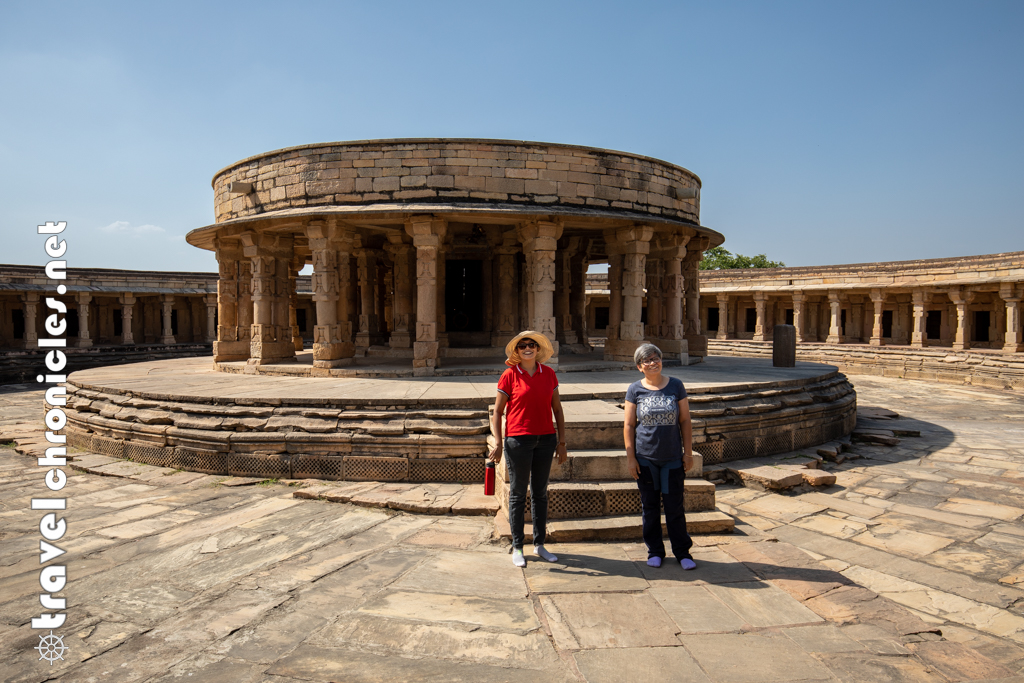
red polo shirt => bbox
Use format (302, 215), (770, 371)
(497, 363), (558, 436)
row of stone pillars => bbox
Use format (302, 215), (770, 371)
(212, 217), (599, 374)
(15, 292), (215, 349)
(712, 284), (1023, 352)
(604, 230), (709, 361)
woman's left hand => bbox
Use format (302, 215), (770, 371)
(556, 442), (568, 464)
(684, 451), (694, 472)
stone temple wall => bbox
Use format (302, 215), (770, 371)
(211, 139), (702, 226)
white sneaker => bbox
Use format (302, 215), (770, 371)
(534, 545), (558, 562)
(512, 549), (526, 567)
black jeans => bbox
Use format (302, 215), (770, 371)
(505, 433), (558, 549)
(637, 462), (693, 560)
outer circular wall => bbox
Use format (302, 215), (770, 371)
(211, 138), (702, 227)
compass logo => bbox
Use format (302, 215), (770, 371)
(35, 631), (69, 666)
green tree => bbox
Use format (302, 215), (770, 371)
(699, 246), (784, 270)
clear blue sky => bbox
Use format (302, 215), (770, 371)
(2, 1), (1021, 273)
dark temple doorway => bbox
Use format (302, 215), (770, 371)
(445, 259), (484, 345)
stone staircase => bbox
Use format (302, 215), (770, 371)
(492, 406), (735, 542)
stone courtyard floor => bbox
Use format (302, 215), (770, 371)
(1, 375), (1023, 682)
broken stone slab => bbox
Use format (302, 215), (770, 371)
(851, 430), (900, 447)
(802, 470), (837, 487)
(450, 487), (501, 516)
(730, 465), (805, 491)
(858, 407), (899, 420)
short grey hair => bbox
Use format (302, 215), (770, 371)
(634, 343), (663, 367)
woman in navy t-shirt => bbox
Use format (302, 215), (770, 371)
(623, 343), (696, 569)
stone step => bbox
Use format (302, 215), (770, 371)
(543, 449), (704, 482)
(495, 476), (718, 519)
(493, 510), (735, 542)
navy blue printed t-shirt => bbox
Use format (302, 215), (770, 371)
(625, 376), (688, 464)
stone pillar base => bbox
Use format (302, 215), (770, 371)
(556, 331), (578, 346)
(414, 341), (439, 375)
(75, 339), (93, 348)
(390, 332), (412, 348)
(313, 341), (355, 366)
(826, 334), (841, 344)
(213, 340), (250, 362)
(604, 338), (644, 362)
(160, 335), (176, 344)
(684, 334), (708, 357)
(312, 357), (354, 369)
(248, 341), (297, 365)
(869, 338), (883, 347)
(491, 333), (514, 347)
(1004, 343), (1024, 353)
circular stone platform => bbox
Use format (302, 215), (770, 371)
(63, 356), (856, 483)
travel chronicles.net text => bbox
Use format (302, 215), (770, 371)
(33, 221), (71, 634)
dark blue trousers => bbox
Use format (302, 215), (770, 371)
(637, 463), (693, 560)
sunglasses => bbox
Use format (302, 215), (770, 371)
(516, 341), (539, 350)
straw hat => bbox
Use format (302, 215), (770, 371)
(504, 330), (554, 366)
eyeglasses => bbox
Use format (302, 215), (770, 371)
(516, 341), (538, 350)
(640, 357), (662, 366)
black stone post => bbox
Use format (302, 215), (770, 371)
(773, 324), (796, 367)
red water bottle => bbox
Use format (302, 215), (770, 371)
(484, 461), (496, 496)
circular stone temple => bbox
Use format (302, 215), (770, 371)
(185, 138), (724, 373)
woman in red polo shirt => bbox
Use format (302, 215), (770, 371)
(489, 330), (568, 567)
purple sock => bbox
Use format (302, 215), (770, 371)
(647, 556), (662, 568)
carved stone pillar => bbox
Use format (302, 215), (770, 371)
(436, 244), (448, 349)
(949, 287), (970, 351)
(213, 241), (247, 360)
(911, 289), (926, 348)
(752, 292), (767, 342)
(790, 292), (804, 343)
(869, 289), (885, 346)
(682, 238), (708, 357)
(289, 258), (303, 351)
(517, 220), (563, 360)
(355, 247), (379, 349)
(604, 225), (653, 361)
(159, 295), (175, 344)
(21, 293), (39, 349)
(569, 247), (589, 350)
(645, 257), (662, 340)
(241, 231), (296, 365)
(119, 294), (136, 345)
(237, 260), (253, 348)
(491, 235), (519, 346)
(203, 294), (216, 342)
(655, 235), (688, 354)
(825, 291), (842, 344)
(716, 294), (729, 340)
(406, 216), (447, 375)
(377, 257), (389, 342)
(555, 236), (579, 346)
(606, 252), (623, 342)
(75, 293), (92, 348)
(997, 284), (1022, 352)
(386, 237), (415, 349)
(307, 220), (355, 368)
